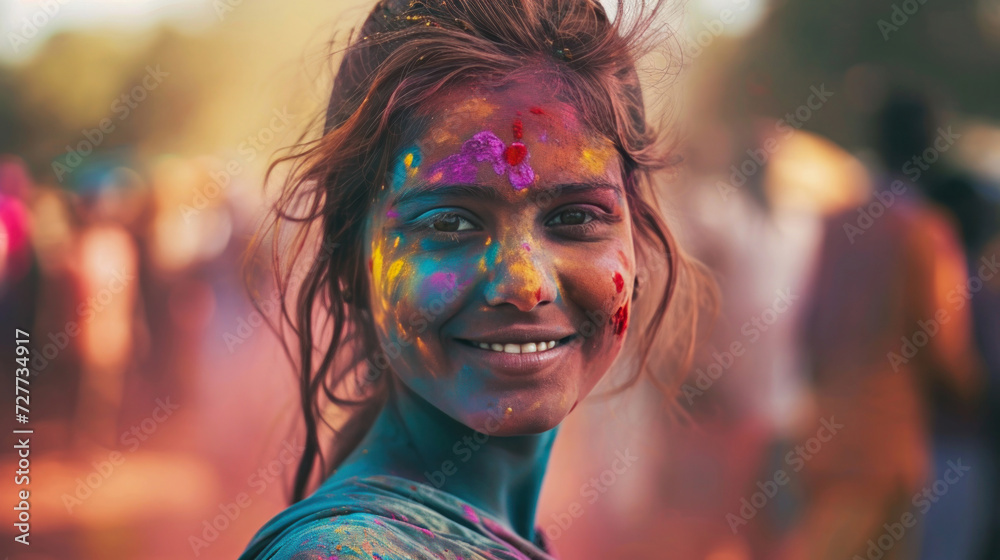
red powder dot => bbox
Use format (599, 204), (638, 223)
(613, 272), (624, 293)
(368, 258), (373, 273)
(504, 142), (527, 166)
(529, 106), (545, 115)
(611, 303), (629, 335)
(512, 119), (523, 140)
(535, 287), (542, 302)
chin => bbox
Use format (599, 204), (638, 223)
(463, 391), (576, 436)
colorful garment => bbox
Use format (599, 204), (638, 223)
(239, 475), (557, 560)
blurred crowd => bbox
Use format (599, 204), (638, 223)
(2, 0), (1000, 559)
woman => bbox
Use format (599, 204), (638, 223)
(241, 0), (702, 557)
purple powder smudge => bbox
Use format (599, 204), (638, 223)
(427, 130), (535, 190)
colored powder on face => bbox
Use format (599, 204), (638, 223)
(427, 131), (506, 184)
(521, 242), (530, 251)
(613, 272), (624, 293)
(529, 106), (545, 115)
(371, 244), (384, 279)
(534, 287), (542, 302)
(512, 119), (523, 140)
(390, 147), (423, 188)
(428, 271), (457, 293)
(386, 260), (405, 284)
(539, 130), (548, 142)
(611, 303), (629, 335)
(579, 147), (609, 176)
(428, 130), (535, 190)
(504, 142), (527, 166)
(386, 209), (399, 218)
(507, 159), (535, 190)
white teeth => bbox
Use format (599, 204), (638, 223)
(473, 340), (561, 353)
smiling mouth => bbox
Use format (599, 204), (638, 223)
(456, 335), (576, 354)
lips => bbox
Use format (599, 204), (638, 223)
(450, 323), (577, 376)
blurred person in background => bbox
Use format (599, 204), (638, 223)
(71, 167), (149, 448)
(917, 100), (1000, 560)
(788, 89), (984, 560)
(0, 157), (37, 336)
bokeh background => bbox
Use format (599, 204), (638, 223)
(1, 0), (999, 558)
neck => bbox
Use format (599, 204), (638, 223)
(332, 381), (557, 542)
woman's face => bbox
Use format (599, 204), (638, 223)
(364, 79), (636, 435)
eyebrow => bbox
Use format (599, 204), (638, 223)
(390, 181), (623, 207)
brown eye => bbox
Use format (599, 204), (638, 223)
(431, 213), (474, 232)
(548, 208), (592, 226)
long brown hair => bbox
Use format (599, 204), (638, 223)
(249, 0), (710, 503)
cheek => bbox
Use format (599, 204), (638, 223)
(371, 238), (473, 347)
(560, 247), (634, 338)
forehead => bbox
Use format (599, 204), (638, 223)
(388, 81), (623, 199)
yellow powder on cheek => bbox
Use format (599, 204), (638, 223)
(370, 242), (385, 285)
(387, 259), (405, 285)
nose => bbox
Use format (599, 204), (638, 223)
(483, 240), (557, 312)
